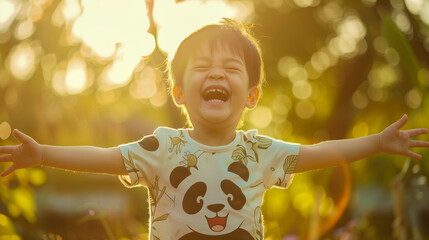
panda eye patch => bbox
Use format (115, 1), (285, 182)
(227, 162), (249, 182)
(183, 182), (207, 215)
(221, 180), (246, 210)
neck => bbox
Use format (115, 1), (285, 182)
(189, 123), (238, 146)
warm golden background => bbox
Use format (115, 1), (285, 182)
(0, 0), (428, 239)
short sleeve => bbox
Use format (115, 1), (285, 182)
(251, 135), (300, 188)
(261, 137), (300, 189)
(118, 128), (166, 188)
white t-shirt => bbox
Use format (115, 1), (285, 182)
(119, 127), (300, 240)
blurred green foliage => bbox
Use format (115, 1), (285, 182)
(1, 0), (429, 239)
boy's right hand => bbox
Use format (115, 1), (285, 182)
(0, 129), (43, 177)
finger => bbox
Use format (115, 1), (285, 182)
(392, 114), (408, 129)
(409, 140), (429, 148)
(0, 155), (13, 162)
(405, 128), (428, 137)
(406, 150), (422, 160)
(12, 129), (33, 144)
(0, 145), (16, 154)
(1, 165), (15, 177)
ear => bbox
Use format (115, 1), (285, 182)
(173, 86), (185, 105)
(245, 87), (259, 108)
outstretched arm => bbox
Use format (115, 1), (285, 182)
(295, 114), (429, 173)
(0, 130), (127, 177)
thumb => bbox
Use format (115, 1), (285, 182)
(391, 114), (408, 130)
(12, 129), (33, 144)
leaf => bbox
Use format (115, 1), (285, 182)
(255, 136), (272, 149)
(125, 151), (139, 173)
(156, 186), (166, 203)
(381, 15), (421, 90)
(232, 145), (247, 161)
(283, 155), (298, 174)
(242, 157), (248, 166)
(153, 213), (169, 223)
(251, 143), (260, 162)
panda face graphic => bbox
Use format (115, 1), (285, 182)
(170, 161), (254, 239)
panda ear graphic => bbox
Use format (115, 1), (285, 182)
(228, 162), (249, 182)
(170, 166), (191, 188)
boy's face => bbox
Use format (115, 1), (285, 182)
(174, 42), (258, 128)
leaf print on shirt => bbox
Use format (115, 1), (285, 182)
(283, 154), (298, 174)
(276, 154), (299, 186)
(123, 151), (143, 185)
(254, 206), (263, 240)
(247, 136), (273, 163)
(148, 176), (169, 227)
(231, 145), (255, 165)
(169, 131), (187, 154)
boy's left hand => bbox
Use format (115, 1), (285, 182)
(378, 114), (429, 160)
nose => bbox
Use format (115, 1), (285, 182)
(207, 203), (225, 213)
(208, 68), (225, 80)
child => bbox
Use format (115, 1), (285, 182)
(1, 19), (428, 240)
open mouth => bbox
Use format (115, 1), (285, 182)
(202, 88), (229, 103)
(205, 213), (229, 232)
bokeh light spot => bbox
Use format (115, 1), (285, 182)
(0, 0), (20, 33)
(420, 2), (429, 25)
(293, 191), (315, 217)
(278, 56), (298, 78)
(250, 106), (273, 128)
(0, 121), (12, 140)
(29, 168), (47, 186)
(352, 90), (368, 109)
(393, 11), (412, 33)
(405, 88), (422, 109)
(311, 50), (330, 72)
(292, 80), (312, 99)
(61, 0), (82, 25)
(373, 37), (388, 55)
(14, 19), (35, 40)
(405, 0), (424, 15)
(384, 48), (400, 65)
(64, 56), (88, 95)
(6, 41), (38, 81)
(295, 100), (315, 119)
(150, 84), (168, 107)
(293, 0), (316, 8)
(0, 214), (9, 226)
(368, 64), (398, 88)
(338, 16), (366, 40)
(288, 66), (308, 83)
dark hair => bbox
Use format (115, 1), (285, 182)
(167, 18), (265, 95)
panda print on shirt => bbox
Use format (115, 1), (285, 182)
(170, 160), (254, 240)
(119, 128), (300, 240)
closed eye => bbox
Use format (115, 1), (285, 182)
(225, 66), (242, 72)
(192, 66), (209, 71)
(226, 67), (240, 71)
